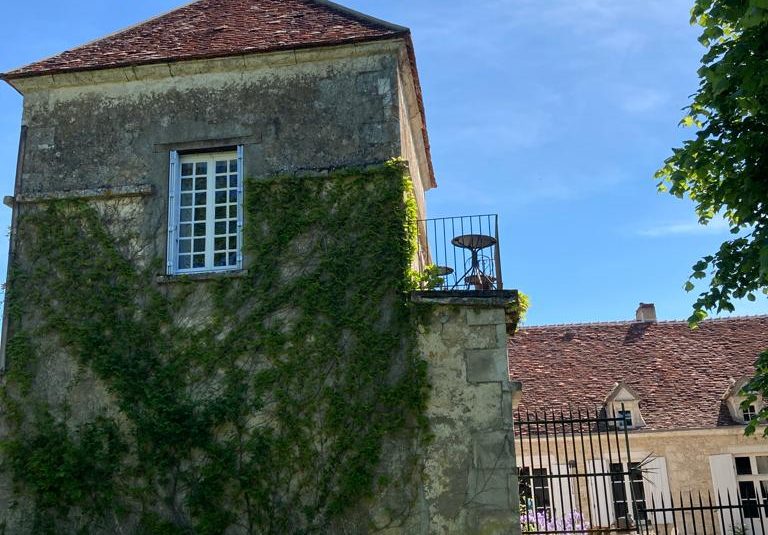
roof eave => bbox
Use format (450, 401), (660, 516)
(1, 31), (408, 82)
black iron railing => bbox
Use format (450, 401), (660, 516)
(415, 214), (502, 291)
(513, 407), (764, 534)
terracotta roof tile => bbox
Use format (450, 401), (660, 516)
(2, 0), (405, 79)
(508, 316), (768, 431)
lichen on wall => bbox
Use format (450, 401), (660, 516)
(0, 160), (430, 535)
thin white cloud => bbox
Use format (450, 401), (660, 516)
(637, 217), (731, 237)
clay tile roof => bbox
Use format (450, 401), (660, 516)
(1, 0), (436, 187)
(508, 316), (768, 431)
(2, 0), (406, 79)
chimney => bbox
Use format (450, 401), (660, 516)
(635, 303), (657, 323)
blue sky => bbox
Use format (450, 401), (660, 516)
(0, 0), (765, 325)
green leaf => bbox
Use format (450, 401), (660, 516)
(684, 281), (695, 292)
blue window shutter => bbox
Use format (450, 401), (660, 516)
(236, 145), (244, 269)
(167, 150), (179, 274)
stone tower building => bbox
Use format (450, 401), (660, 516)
(0, 1), (521, 533)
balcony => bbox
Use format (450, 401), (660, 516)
(415, 214), (503, 292)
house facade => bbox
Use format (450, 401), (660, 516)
(508, 305), (768, 532)
(0, 1), (521, 534)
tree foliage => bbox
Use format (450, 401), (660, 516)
(656, 0), (768, 323)
(656, 0), (768, 434)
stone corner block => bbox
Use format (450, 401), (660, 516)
(465, 348), (508, 383)
(466, 307), (506, 326)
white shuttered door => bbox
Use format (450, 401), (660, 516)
(551, 464), (574, 522)
(643, 456), (673, 524)
(588, 459), (614, 527)
(710, 454), (738, 534)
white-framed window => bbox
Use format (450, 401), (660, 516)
(167, 147), (243, 274)
(589, 456), (671, 527)
(518, 466), (552, 516)
(610, 462), (647, 522)
(744, 405), (758, 422)
(734, 455), (768, 519)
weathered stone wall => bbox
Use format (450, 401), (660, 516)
(13, 43), (411, 271)
(409, 294), (521, 535)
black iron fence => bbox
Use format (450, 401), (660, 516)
(415, 214), (502, 291)
(638, 491), (768, 535)
(513, 407), (765, 534)
(515, 407), (638, 533)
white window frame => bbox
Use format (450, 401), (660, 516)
(518, 466), (553, 517)
(167, 147), (244, 275)
(733, 454), (768, 521)
(609, 461), (648, 523)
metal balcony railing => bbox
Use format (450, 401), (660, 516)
(415, 214), (503, 291)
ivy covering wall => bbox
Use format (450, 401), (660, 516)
(0, 160), (430, 534)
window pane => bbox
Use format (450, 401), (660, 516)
(740, 481), (759, 518)
(518, 467), (532, 502)
(761, 481), (768, 517)
(174, 151), (240, 273)
(757, 457), (768, 475)
(736, 457), (753, 475)
(531, 468), (550, 514)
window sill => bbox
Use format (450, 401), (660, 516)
(156, 270), (248, 284)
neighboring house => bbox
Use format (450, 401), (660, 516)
(508, 304), (768, 532)
(0, 1), (521, 533)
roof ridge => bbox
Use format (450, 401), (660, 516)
(514, 313), (768, 331)
(309, 0), (409, 33)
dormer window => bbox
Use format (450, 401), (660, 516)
(604, 382), (645, 430)
(723, 377), (763, 425)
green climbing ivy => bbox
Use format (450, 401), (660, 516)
(0, 160), (430, 534)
